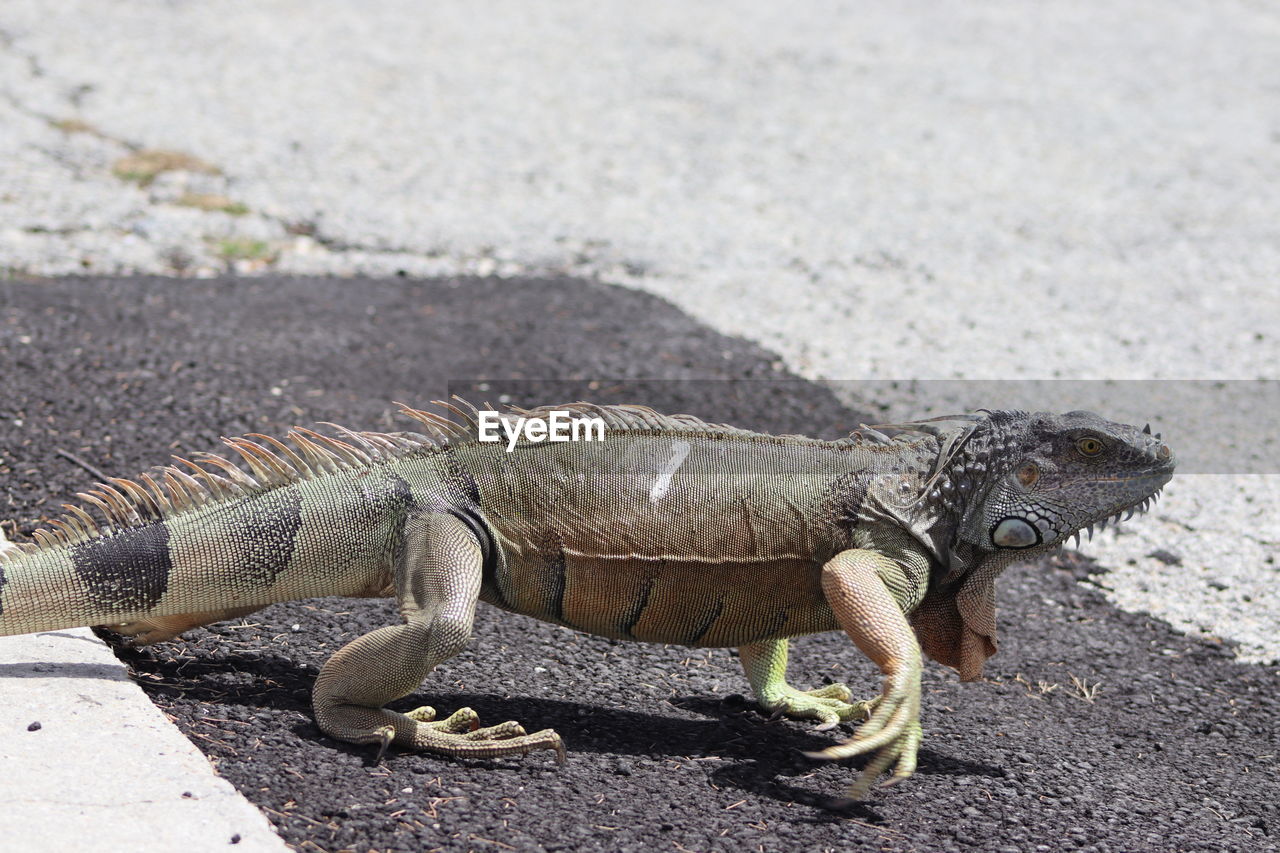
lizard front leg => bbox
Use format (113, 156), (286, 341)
(311, 512), (563, 762)
(806, 548), (923, 800)
(739, 638), (875, 730)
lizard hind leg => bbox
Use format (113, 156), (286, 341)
(739, 638), (876, 731)
(311, 512), (563, 763)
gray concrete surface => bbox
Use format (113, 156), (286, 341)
(0, 629), (285, 852)
(0, 0), (1277, 845)
(0, 532), (284, 849)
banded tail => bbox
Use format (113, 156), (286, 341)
(0, 419), (438, 638)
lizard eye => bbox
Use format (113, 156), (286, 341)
(1076, 437), (1105, 457)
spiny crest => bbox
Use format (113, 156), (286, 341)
(2, 422), (431, 562)
(480, 399), (903, 444)
(408, 398), (979, 448)
(885, 410), (1031, 514)
(394, 398), (483, 441)
(848, 411), (995, 454)
(408, 396), (957, 446)
(397, 397), (753, 439)
(509, 401), (744, 435)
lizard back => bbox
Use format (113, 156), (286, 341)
(451, 425), (902, 647)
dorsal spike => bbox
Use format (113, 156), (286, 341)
(138, 473), (174, 514)
(291, 427), (368, 466)
(395, 402), (469, 439)
(285, 430), (338, 473)
(31, 529), (60, 550)
(160, 470), (195, 507)
(387, 432), (426, 449)
(432, 398), (479, 430)
(108, 477), (161, 518)
(357, 432), (398, 450)
(318, 423), (379, 452)
(76, 492), (116, 526)
(857, 425), (893, 445)
(164, 465), (209, 503)
(61, 503), (100, 533)
(247, 433), (312, 475)
(223, 439), (272, 482)
(449, 395), (482, 427)
(192, 452), (259, 488)
(47, 518), (80, 542)
(92, 484), (137, 525)
(224, 437), (294, 484)
(172, 456), (229, 499)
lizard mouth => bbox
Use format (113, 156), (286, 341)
(1068, 481), (1167, 549)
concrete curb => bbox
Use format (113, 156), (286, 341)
(0, 630), (286, 852)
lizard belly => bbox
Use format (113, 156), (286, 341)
(492, 550), (837, 648)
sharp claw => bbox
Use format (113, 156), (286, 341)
(806, 699), (921, 801)
(761, 684), (869, 729)
(845, 779), (876, 801)
(374, 725), (395, 763)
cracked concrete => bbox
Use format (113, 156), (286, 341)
(1, 30), (622, 282)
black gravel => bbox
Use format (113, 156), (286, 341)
(1, 276), (1277, 853)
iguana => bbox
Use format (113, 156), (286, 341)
(0, 401), (1174, 799)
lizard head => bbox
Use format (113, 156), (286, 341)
(956, 410), (1175, 553)
(900, 409), (1173, 682)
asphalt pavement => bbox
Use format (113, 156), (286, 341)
(1, 276), (1277, 852)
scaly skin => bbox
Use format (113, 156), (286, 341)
(809, 549), (925, 799)
(0, 402), (1174, 799)
(739, 638), (872, 728)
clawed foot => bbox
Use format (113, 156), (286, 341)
(762, 683), (879, 730)
(804, 683), (920, 800)
(373, 705), (566, 764)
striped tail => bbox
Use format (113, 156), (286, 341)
(0, 517), (186, 636)
(0, 420), (433, 638)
